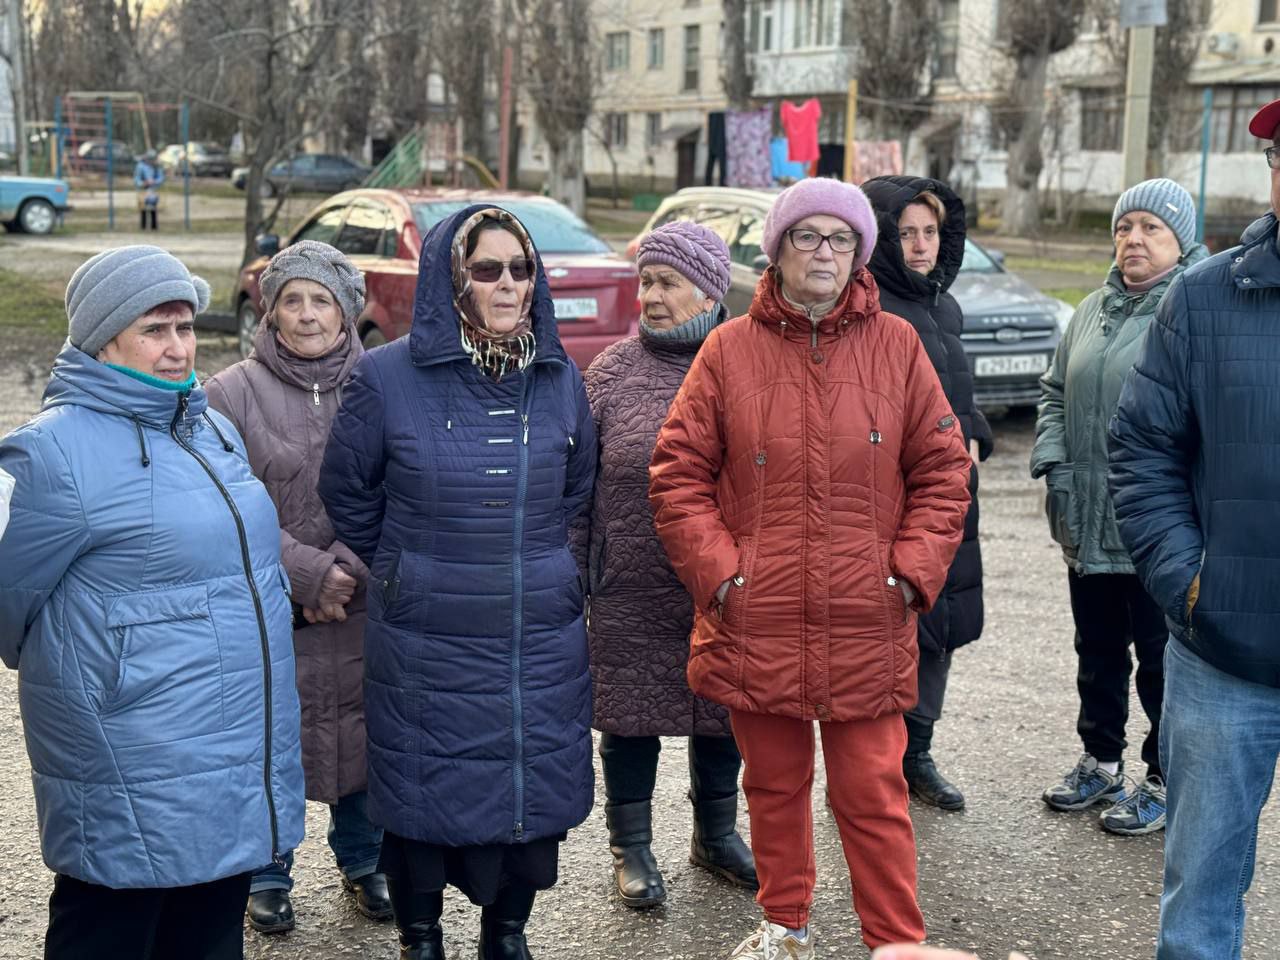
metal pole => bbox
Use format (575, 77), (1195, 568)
(181, 99), (191, 231)
(105, 98), (114, 231)
(1196, 86), (1213, 243)
(1120, 25), (1156, 187)
(54, 97), (63, 179)
(498, 47), (513, 190)
(842, 79), (858, 182)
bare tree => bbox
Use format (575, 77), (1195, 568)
(431, 0), (495, 168)
(722, 0), (752, 111)
(515, 0), (596, 216)
(997, 0), (1087, 236)
(844, 0), (940, 143)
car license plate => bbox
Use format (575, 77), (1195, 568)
(553, 297), (598, 320)
(974, 353), (1049, 378)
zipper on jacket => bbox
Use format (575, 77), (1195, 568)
(312, 382), (320, 406)
(170, 392), (282, 863)
(510, 372), (536, 841)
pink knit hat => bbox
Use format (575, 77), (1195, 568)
(761, 177), (879, 272)
(636, 221), (732, 302)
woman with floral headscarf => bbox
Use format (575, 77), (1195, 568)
(320, 206), (596, 960)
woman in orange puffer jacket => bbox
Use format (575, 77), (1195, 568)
(650, 177), (972, 959)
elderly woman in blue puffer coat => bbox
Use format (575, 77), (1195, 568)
(320, 204), (596, 960)
(0, 245), (305, 960)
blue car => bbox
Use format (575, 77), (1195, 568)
(0, 175), (71, 234)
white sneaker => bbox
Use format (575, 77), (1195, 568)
(728, 919), (816, 959)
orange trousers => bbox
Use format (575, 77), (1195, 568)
(730, 709), (926, 949)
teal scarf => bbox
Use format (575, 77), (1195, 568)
(106, 364), (198, 392)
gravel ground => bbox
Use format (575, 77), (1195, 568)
(0, 334), (1275, 960)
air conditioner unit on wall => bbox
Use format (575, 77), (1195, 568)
(1206, 32), (1241, 57)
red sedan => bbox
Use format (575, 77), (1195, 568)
(225, 188), (640, 369)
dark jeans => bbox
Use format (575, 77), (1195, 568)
(598, 732), (742, 803)
(250, 790), (383, 893)
(905, 649), (954, 755)
(1067, 569), (1167, 777)
(44, 871), (250, 960)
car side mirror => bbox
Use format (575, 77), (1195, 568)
(255, 234), (280, 257)
(986, 248), (1006, 268)
(751, 253), (770, 272)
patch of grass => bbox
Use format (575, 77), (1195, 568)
(0, 267), (66, 333)
(1041, 287), (1094, 308)
(586, 211), (645, 238)
(204, 269), (242, 312)
(1005, 255), (1107, 278)
(59, 217), (245, 237)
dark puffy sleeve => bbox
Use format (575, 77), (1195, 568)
(1108, 278), (1202, 625)
(319, 352), (388, 568)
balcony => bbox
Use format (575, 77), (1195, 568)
(747, 47), (858, 97)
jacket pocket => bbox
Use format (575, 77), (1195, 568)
(1101, 498), (1128, 553)
(379, 550), (402, 610)
(719, 536), (759, 636)
(1044, 462), (1080, 549)
(100, 584), (224, 742)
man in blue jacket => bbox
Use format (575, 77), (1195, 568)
(1109, 98), (1280, 960)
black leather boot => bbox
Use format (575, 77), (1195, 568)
(689, 793), (758, 890)
(343, 871), (394, 920)
(246, 888), (295, 933)
(903, 751), (965, 811)
(478, 882), (536, 959)
(387, 877), (445, 960)
(605, 800), (666, 908)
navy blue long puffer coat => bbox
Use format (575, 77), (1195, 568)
(319, 204), (597, 846)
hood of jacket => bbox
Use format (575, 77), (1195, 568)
(250, 315), (363, 394)
(862, 175), (966, 302)
(43, 341), (208, 429)
(408, 202), (568, 369)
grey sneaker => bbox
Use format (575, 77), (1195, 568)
(1100, 775), (1166, 836)
(728, 920), (816, 959)
(1043, 754), (1126, 811)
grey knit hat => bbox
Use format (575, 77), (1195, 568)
(259, 240), (366, 324)
(66, 245), (211, 357)
(1112, 178), (1197, 253)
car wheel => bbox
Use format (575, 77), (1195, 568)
(361, 325), (388, 348)
(17, 199), (56, 235)
(238, 299), (262, 359)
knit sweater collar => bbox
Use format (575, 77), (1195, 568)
(640, 303), (726, 354)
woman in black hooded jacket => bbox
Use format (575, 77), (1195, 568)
(862, 175), (992, 811)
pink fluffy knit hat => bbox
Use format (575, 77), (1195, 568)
(761, 177), (879, 273)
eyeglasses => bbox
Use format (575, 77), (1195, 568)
(466, 258), (535, 283)
(785, 228), (858, 254)
(1265, 146), (1280, 171)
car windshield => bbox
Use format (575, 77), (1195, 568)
(959, 239), (1001, 274)
(412, 201), (610, 254)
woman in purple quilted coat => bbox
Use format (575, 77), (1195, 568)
(579, 222), (756, 908)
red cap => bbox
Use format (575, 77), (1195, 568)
(1248, 97), (1280, 140)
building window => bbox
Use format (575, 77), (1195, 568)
(646, 112), (662, 149)
(605, 31), (630, 72)
(605, 113), (629, 149)
(792, 0), (837, 49)
(936, 0), (960, 79)
(1205, 85), (1280, 152)
(750, 0), (776, 52)
(648, 28), (664, 69)
(1080, 88), (1123, 151)
(1262, 0), (1278, 24)
(683, 24), (701, 91)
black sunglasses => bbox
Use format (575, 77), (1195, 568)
(1266, 146), (1280, 171)
(466, 258), (535, 283)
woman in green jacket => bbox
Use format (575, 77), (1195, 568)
(1030, 178), (1208, 837)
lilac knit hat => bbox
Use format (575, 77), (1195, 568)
(636, 221), (732, 302)
(761, 177), (879, 272)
